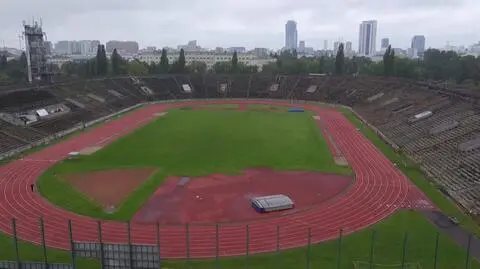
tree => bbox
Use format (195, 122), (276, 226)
(318, 56), (325, 73)
(389, 49), (395, 75)
(101, 45), (108, 75)
(232, 51), (239, 73)
(383, 45), (392, 76)
(352, 56), (358, 75)
(95, 45), (108, 75)
(160, 49), (169, 73)
(335, 43), (345, 75)
(212, 62), (232, 73)
(126, 60), (149, 75)
(111, 49), (123, 75)
(177, 49), (186, 73)
(188, 61), (207, 74)
(0, 54), (7, 70)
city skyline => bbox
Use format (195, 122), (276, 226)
(1, 0), (480, 50)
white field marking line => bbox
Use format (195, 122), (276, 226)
(20, 158), (58, 163)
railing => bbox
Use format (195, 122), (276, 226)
(0, 216), (476, 269)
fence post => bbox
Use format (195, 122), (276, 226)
(186, 223), (190, 269)
(97, 221), (104, 269)
(368, 230), (376, 269)
(401, 232), (409, 269)
(216, 223), (219, 269)
(433, 232), (440, 269)
(40, 217), (49, 269)
(11, 219), (21, 269)
(246, 224), (250, 269)
(336, 229), (343, 269)
(464, 234), (472, 269)
(306, 228), (312, 269)
(68, 220), (76, 269)
(276, 225), (280, 269)
(156, 222), (161, 269)
(128, 221), (134, 269)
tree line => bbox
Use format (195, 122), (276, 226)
(61, 47), (259, 77)
(1, 43), (480, 87)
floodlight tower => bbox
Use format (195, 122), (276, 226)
(22, 19), (48, 83)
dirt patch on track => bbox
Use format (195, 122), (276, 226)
(64, 167), (156, 207)
(133, 168), (353, 224)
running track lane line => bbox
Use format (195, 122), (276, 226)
(0, 100), (415, 258)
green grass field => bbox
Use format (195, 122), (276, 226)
(0, 104), (477, 269)
(38, 108), (350, 220)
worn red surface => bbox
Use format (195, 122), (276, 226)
(133, 168), (352, 224)
(65, 168), (156, 207)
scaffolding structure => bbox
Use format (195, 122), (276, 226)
(22, 20), (49, 83)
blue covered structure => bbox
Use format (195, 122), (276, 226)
(288, 107), (305, 112)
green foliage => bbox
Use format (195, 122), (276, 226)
(111, 49), (124, 75)
(383, 45), (395, 76)
(38, 109), (350, 220)
(0, 54), (7, 70)
(126, 60), (149, 75)
(232, 51), (239, 72)
(171, 48), (186, 73)
(335, 43), (345, 75)
(159, 48), (169, 73)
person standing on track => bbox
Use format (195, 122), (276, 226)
(30, 183), (35, 192)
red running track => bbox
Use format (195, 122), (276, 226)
(0, 100), (433, 258)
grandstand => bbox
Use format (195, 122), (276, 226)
(0, 74), (479, 215)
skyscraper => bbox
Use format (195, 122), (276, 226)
(323, 40), (328, 50)
(411, 35), (426, 57)
(299, 41), (305, 53)
(381, 38), (390, 49)
(345, 41), (353, 55)
(358, 20), (377, 56)
(285, 20), (298, 51)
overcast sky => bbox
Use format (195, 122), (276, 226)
(1, 0), (479, 51)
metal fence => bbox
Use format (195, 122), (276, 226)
(1, 217), (477, 269)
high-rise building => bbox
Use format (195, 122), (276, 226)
(298, 41), (305, 53)
(345, 41), (353, 55)
(54, 41), (70, 55)
(411, 35), (426, 57)
(106, 40), (139, 54)
(333, 41), (340, 53)
(358, 20), (377, 56)
(381, 38), (390, 49)
(285, 20), (298, 51)
(253, 48), (269, 57)
(323, 40), (328, 50)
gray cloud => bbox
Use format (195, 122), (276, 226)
(1, 0), (479, 50)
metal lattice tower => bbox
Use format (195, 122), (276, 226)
(23, 20), (48, 83)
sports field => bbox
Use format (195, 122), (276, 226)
(38, 107), (351, 220)
(0, 101), (477, 269)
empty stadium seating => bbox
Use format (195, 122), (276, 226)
(1, 74), (479, 215)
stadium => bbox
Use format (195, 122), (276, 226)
(0, 74), (479, 269)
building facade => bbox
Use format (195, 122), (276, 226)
(358, 20), (377, 56)
(298, 41), (305, 53)
(381, 38), (390, 50)
(136, 52), (275, 71)
(411, 35), (426, 57)
(285, 20), (298, 51)
(106, 41), (139, 54)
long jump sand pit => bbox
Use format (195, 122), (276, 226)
(133, 168), (353, 224)
(64, 167), (156, 207)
